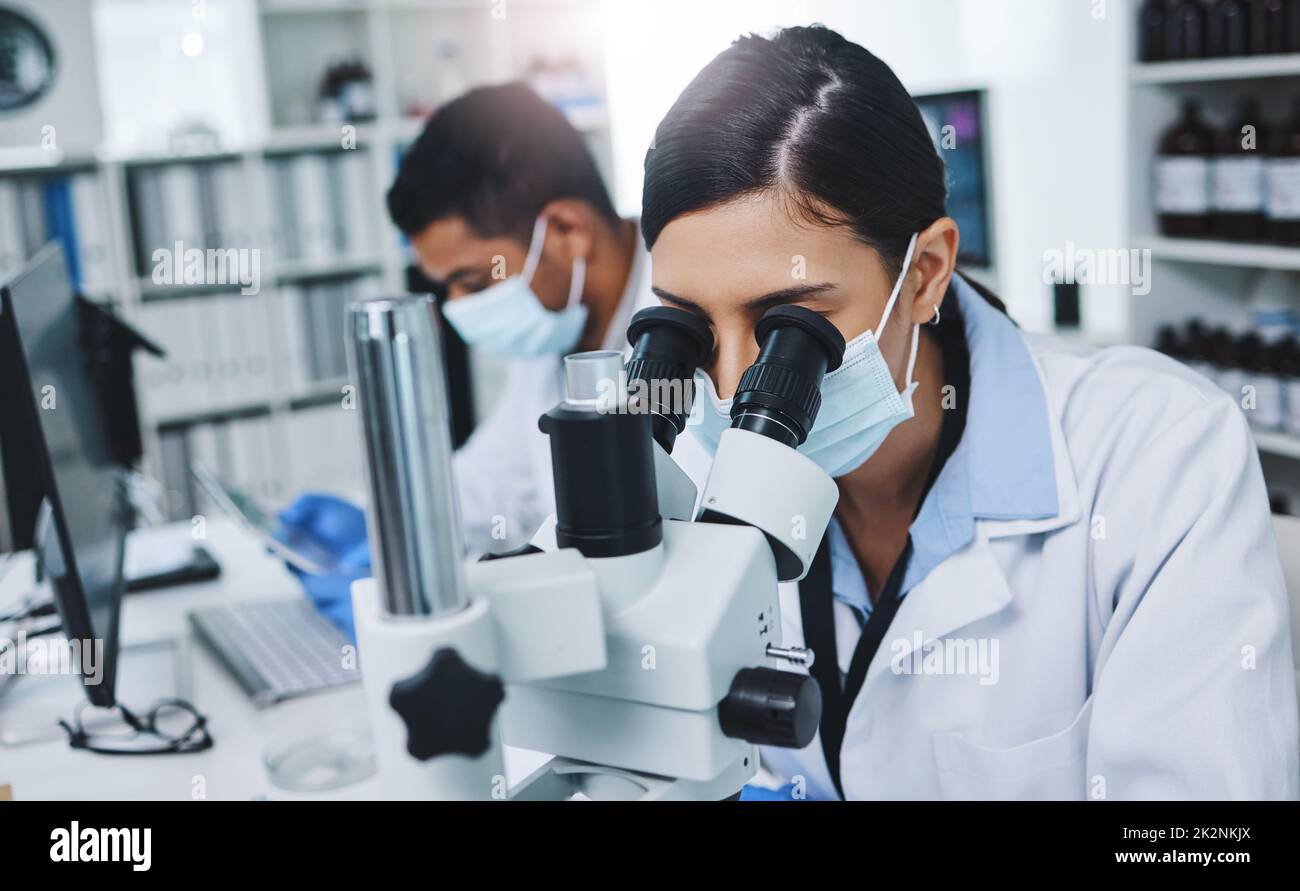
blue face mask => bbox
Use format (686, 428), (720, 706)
(441, 216), (588, 357)
(688, 233), (921, 478)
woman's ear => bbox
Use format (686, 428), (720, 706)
(905, 217), (960, 325)
(538, 199), (595, 264)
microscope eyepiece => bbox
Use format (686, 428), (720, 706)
(730, 305), (846, 448)
(624, 306), (714, 453)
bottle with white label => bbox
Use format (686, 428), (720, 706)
(1245, 336), (1285, 430)
(1213, 99), (1266, 240)
(1156, 99), (1214, 238)
(1267, 97), (1300, 245)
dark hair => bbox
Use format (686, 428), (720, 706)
(643, 26), (950, 286)
(388, 81), (620, 240)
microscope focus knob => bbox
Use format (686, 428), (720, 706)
(718, 667), (821, 749)
(389, 648), (505, 762)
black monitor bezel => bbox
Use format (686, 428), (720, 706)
(0, 244), (126, 707)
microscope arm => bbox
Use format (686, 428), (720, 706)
(652, 441), (698, 521)
(466, 548), (607, 684)
(698, 427), (838, 582)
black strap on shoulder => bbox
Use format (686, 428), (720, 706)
(794, 282), (965, 799)
(799, 534), (913, 800)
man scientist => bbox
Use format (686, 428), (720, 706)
(278, 82), (660, 638)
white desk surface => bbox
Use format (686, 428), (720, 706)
(0, 519), (544, 800)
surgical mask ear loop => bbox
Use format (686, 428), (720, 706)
(567, 256), (587, 308)
(903, 315), (921, 391)
(874, 232), (920, 336)
(525, 214), (586, 309)
(874, 232), (922, 391)
(521, 215), (549, 285)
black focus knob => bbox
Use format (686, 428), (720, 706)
(389, 648), (505, 762)
(718, 667), (821, 749)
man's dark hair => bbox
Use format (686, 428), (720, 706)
(387, 81), (620, 241)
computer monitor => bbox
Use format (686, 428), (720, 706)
(915, 89), (993, 269)
(0, 243), (130, 707)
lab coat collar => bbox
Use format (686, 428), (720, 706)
(953, 275), (1062, 524)
(904, 276), (1079, 595)
(850, 279), (1083, 707)
(862, 527), (1016, 690)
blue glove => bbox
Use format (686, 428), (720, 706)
(739, 783), (801, 801)
(277, 493), (369, 557)
(277, 493), (372, 645)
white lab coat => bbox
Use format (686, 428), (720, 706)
(756, 332), (1300, 800)
(452, 234), (656, 554)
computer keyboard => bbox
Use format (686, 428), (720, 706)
(189, 600), (360, 708)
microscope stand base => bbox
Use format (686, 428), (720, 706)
(507, 746), (758, 801)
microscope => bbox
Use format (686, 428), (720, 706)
(345, 293), (846, 800)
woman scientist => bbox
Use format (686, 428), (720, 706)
(644, 26), (1298, 800)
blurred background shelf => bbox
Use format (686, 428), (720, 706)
(1131, 54), (1300, 84)
(5, 0), (1299, 521)
(274, 256), (385, 282)
(1135, 236), (1300, 270)
(1126, 8), (1300, 516)
(0, 0), (611, 521)
(1256, 429), (1300, 460)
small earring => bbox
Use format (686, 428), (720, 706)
(927, 303), (941, 327)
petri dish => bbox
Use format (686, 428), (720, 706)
(263, 728), (377, 796)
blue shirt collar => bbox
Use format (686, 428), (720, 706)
(829, 275), (1058, 614)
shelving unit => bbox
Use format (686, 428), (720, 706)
(1131, 52), (1300, 84)
(0, 0), (612, 521)
(1135, 235), (1300, 270)
(1123, 14), (1300, 491)
(1254, 429), (1300, 460)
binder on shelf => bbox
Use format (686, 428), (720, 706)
(157, 428), (194, 520)
(270, 157), (299, 260)
(158, 164), (206, 253)
(136, 296), (211, 421)
(207, 294), (236, 410)
(39, 177), (83, 292)
(277, 153), (335, 264)
(70, 173), (114, 298)
(242, 295), (273, 404)
(132, 167), (168, 276)
(0, 172), (111, 298)
(189, 422), (223, 490)
(17, 179), (44, 257)
(269, 285), (310, 395)
(210, 161), (253, 248)
(333, 149), (374, 257)
(0, 179), (26, 284)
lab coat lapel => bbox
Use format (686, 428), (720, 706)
(849, 339), (1083, 716)
(859, 530), (1015, 694)
(863, 347), (1081, 684)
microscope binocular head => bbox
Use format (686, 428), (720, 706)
(625, 306), (713, 453)
(625, 302), (847, 452)
(731, 305), (846, 448)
